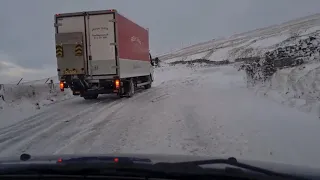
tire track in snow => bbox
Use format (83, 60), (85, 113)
(0, 112), (61, 139)
(0, 109), (62, 135)
(18, 102), (109, 154)
(101, 81), (184, 154)
(181, 105), (214, 155)
(173, 72), (249, 157)
(53, 100), (128, 154)
(0, 103), (102, 156)
(0, 67), (197, 156)
(0, 97), (117, 157)
(52, 87), (163, 154)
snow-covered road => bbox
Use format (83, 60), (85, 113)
(1, 65), (320, 168)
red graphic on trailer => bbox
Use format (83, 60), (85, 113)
(116, 13), (149, 61)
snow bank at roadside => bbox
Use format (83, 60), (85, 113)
(254, 62), (320, 116)
(0, 81), (73, 127)
(153, 64), (196, 87)
(162, 53), (320, 116)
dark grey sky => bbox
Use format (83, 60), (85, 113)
(0, 0), (320, 82)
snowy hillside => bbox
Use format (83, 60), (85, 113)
(159, 13), (320, 63)
(157, 13), (320, 116)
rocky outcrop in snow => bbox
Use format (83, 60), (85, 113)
(239, 34), (320, 86)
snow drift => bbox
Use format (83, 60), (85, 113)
(254, 62), (320, 116)
(0, 77), (73, 127)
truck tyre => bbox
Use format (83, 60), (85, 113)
(83, 94), (98, 100)
(91, 94), (98, 99)
(127, 79), (135, 98)
(83, 96), (91, 100)
(144, 75), (152, 89)
(144, 83), (151, 89)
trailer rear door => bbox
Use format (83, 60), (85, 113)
(55, 16), (87, 75)
(88, 13), (117, 75)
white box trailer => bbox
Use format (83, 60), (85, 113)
(54, 9), (154, 99)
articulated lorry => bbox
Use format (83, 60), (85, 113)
(54, 9), (154, 99)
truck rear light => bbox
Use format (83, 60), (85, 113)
(60, 81), (64, 91)
(115, 79), (120, 89)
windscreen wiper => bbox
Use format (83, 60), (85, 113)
(154, 157), (308, 179)
(0, 154), (307, 179)
(57, 156), (152, 164)
(0, 154), (162, 176)
(0, 156), (157, 176)
(18, 153), (152, 164)
(0, 154), (214, 177)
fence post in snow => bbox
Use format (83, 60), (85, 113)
(44, 78), (50, 84)
(17, 78), (23, 85)
(49, 79), (54, 93)
(0, 84), (4, 101)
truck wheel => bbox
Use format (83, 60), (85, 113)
(127, 79), (135, 98)
(83, 94), (98, 100)
(91, 94), (98, 99)
(144, 75), (152, 89)
(144, 83), (151, 89)
(83, 96), (91, 100)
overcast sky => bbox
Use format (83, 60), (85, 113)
(1, 0), (320, 82)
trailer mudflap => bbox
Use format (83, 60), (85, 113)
(55, 32), (85, 76)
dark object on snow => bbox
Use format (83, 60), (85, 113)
(238, 57), (276, 87)
(154, 57), (160, 67)
(170, 59), (230, 66)
(273, 58), (304, 69)
(0, 84), (4, 101)
(149, 53), (155, 66)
